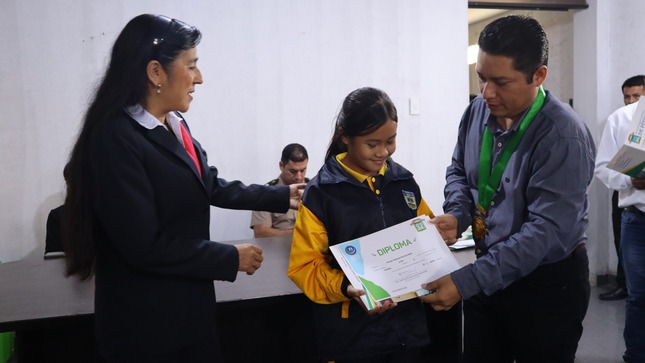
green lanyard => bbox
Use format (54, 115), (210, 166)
(477, 86), (546, 213)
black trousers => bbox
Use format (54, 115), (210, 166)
(99, 331), (220, 363)
(462, 249), (590, 363)
(332, 346), (427, 363)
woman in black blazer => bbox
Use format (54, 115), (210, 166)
(62, 14), (302, 363)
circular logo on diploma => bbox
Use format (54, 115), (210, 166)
(345, 245), (357, 255)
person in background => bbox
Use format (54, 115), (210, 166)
(288, 87), (435, 362)
(599, 74), (645, 301)
(44, 205), (64, 254)
(595, 91), (645, 362)
(621, 75), (645, 106)
(62, 14), (303, 363)
(14, 162), (102, 363)
(421, 15), (595, 362)
(250, 143), (309, 238)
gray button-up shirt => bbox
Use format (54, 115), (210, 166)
(444, 91), (596, 299)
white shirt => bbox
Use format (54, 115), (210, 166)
(594, 101), (645, 211)
(124, 104), (186, 148)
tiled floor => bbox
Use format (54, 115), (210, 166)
(576, 285), (626, 363)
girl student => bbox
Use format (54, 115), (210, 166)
(288, 87), (436, 362)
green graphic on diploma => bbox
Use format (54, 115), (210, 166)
(330, 215), (460, 310)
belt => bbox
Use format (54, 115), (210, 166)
(573, 244), (586, 255)
(625, 206), (645, 216)
(563, 244), (586, 261)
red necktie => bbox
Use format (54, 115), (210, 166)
(179, 123), (202, 176)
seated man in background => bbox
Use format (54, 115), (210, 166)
(250, 143), (309, 238)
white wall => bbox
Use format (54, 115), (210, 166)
(0, 0), (469, 262)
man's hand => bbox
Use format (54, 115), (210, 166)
(631, 177), (645, 190)
(288, 183), (307, 209)
(236, 243), (263, 275)
(431, 214), (459, 245)
(418, 274), (462, 311)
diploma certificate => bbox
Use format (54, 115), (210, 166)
(608, 96), (645, 178)
(330, 215), (460, 310)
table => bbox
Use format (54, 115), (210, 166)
(0, 236), (301, 332)
(0, 236), (476, 362)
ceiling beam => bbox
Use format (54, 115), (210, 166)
(469, 0), (588, 11)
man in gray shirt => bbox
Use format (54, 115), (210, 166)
(420, 15), (595, 363)
(250, 143), (309, 238)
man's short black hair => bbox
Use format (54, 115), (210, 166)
(281, 143), (308, 164)
(622, 75), (645, 91)
(478, 15), (549, 84)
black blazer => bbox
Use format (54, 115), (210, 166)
(89, 111), (289, 358)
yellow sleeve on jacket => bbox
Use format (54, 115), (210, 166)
(418, 198), (435, 219)
(288, 204), (350, 304)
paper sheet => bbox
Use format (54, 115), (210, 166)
(330, 215), (460, 310)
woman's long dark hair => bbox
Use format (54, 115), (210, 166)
(62, 14), (201, 280)
(325, 87), (398, 161)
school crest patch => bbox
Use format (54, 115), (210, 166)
(402, 190), (417, 210)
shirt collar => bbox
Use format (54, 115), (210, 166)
(484, 96), (542, 135)
(124, 104), (184, 144)
(335, 152), (387, 183)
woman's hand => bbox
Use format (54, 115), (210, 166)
(347, 285), (397, 315)
(236, 243), (263, 275)
(288, 183), (307, 209)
